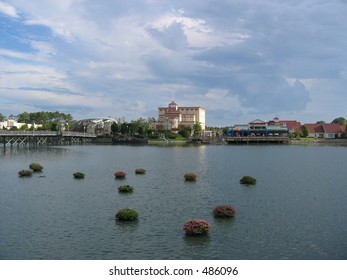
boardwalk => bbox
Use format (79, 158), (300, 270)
(0, 131), (96, 147)
(225, 136), (289, 144)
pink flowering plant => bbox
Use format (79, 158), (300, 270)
(114, 171), (126, 179)
(183, 220), (211, 236)
(213, 205), (237, 218)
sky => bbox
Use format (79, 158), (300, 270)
(0, 0), (346, 126)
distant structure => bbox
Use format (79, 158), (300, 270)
(156, 101), (205, 131)
(226, 119), (289, 137)
(70, 117), (117, 136)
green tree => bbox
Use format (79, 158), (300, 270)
(120, 122), (129, 134)
(0, 113), (5, 121)
(316, 120), (325, 124)
(301, 125), (309, 138)
(179, 126), (192, 139)
(193, 122), (202, 135)
(111, 122), (119, 135)
(332, 117), (346, 125)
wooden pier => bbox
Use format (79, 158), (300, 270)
(0, 131), (96, 147)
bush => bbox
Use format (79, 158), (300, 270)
(114, 171), (126, 179)
(135, 168), (146, 174)
(115, 208), (139, 221)
(73, 172), (85, 179)
(183, 220), (211, 236)
(213, 205), (237, 218)
(18, 169), (33, 177)
(184, 173), (197, 181)
(118, 185), (134, 193)
(29, 162), (43, 172)
(240, 176), (256, 185)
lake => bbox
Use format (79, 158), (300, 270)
(0, 144), (346, 260)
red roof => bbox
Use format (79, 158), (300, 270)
(267, 119), (301, 131)
(304, 123), (345, 133)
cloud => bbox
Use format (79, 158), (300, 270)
(1, 0), (347, 125)
(0, 1), (18, 17)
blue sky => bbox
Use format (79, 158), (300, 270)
(0, 0), (346, 126)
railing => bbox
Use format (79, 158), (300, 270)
(0, 131), (96, 137)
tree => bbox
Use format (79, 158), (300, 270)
(179, 126), (192, 139)
(120, 122), (129, 135)
(111, 122), (119, 135)
(332, 117), (346, 125)
(0, 113), (5, 122)
(316, 120), (325, 124)
(193, 122), (202, 135)
(301, 125), (309, 138)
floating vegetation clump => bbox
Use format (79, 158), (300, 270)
(240, 176), (256, 185)
(73, 172), (85, 179)
(29, 162), (43, 172)
(135, 168), (146, 174)
(213, 205), (237, 218)
(114, 171), (126, 179)
(184, 173), (197, 181)
(118, 185), (134, 193)
(183, 220), (211, 236)
(18, 169), (33, 177)
(115, 208), (139, 221)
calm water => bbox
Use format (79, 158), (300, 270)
(0, 144), (346, 260)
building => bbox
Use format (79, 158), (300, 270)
(304, 123), (345, 138)
(0, 119), (40, 130)
(268, 117), (302, 133)
(157, 101), (205, 131)
(226, 119), (289, 137)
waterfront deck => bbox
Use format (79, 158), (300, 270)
(225, 136), (289, 144)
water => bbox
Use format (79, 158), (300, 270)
(0, 144), (346, 260)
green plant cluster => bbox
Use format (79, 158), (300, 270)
(118, 185), (134, 193)
(115, 208), (139, 221)
(29, 162), (43, 172)
(73, 172), (85, 179)
(240, 175), (256, 185)
(184, 173), (197, 181)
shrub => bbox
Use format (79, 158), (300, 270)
(118, 185), (134, 193)
(73, 172), (85, 179)
(29, 162), (43, 172)
(114, 171), (126, 179)
(240, 176), (256, 185)
(135, 168), (146, 174)
(184, 173), (197, 181)
(183, 220), (211, 236)
(115, 208), (139, 221)
(213, 205), (237, 218)
(18, 169), (33, 177)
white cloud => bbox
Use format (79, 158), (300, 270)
(0, 1), (18, 17)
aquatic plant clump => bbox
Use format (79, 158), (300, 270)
(135, 168), (146, 174)
(18, 169), (33, 177)
(213, 205), (237, 218)
(118, 185), (134, 193)
(183, 220), (211, 236)
(29, 162), (43, 172)
(115, 208), (139, 221)
(114, 171), (126, 179)
(73, 172), (85, 179)
(240, 176), (257, 185)
(184, 173), (197, 181)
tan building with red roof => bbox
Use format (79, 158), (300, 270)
(157, 100), (205, 131)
